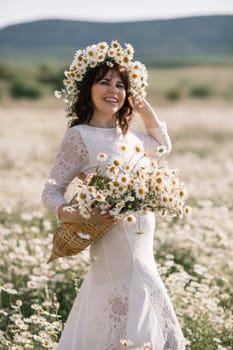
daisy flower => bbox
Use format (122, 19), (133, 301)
(119, 174), (130, 185)
(79, 208), (91, 219)
(134, 144), (143, 153)
(97, 152), (108, 162)
(117, 143), (128, 152)
(183, 205), (192, 216)
(94, 193), (106, 202)
(156, 146), (167, 157)
(54, 90), (62, 99)
(113, 158), (121, 167)
(179, 188), (188, 200)
(135, 185), (147, 199)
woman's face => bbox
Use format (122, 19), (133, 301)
(91, 69), (126, 119)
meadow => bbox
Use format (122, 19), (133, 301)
(0, 65), (232, 349)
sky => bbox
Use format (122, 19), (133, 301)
(1, 0), (233, 29)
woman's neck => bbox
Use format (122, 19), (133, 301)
(89, 114), (116, 128)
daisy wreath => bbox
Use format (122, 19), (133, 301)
(54, 40), (148, 117)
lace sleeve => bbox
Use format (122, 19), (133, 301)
(147, 121), (172, 152)
(136, 121), (172, 158)
(41, 127), (89, 217)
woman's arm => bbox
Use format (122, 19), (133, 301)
(134, 98), (161, 129)
(41, 127), (88, 218)
(42, 127), (114, 224)
(134, 98), (172, 153)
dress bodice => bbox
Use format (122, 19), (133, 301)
(42, 123), (171, 216)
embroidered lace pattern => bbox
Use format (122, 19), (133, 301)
(42, 127), (89, 216)
(104, 281), (129, 350)
(142, 273), (185, 350)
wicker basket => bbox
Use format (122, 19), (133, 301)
(47, 217), (117, 263)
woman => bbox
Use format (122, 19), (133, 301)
(42, 41), (185, 350)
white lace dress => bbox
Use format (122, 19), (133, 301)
(42, 123), (185, 350)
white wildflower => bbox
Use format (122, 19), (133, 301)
(97, 152), (108, 162)
(124, 214), (136, 225)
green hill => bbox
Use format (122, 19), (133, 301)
(0, 15), (233, 65)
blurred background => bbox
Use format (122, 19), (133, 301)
(0, 1), (233, 349)
(0, 0), (232, 208)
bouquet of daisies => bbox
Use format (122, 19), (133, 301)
(48, 142), (191, 263)
(71, 144), (191, 224)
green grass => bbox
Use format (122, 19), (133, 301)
(0, 60), (233, 103)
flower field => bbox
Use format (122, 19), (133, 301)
(0, 98), (232, 349)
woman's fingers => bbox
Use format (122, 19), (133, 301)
(90, 212), (112, 223)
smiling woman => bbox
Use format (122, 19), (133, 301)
(42, 40), (183, 350)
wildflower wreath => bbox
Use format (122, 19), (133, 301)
(48, 143), (191, 263)
(54, 40), (148, 118)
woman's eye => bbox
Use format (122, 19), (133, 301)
(99, 81), (124, 89)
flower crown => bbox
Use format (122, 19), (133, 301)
(54, 40), (148, 118)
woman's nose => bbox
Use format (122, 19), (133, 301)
(108, 85), (117, 93)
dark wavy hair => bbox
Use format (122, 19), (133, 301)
(69, 62), (134, 135)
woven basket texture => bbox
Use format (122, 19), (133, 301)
(47, 218), (116, 263)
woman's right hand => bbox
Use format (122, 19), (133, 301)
(58, 204), (115, 225)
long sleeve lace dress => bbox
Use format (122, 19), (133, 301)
(42, 123), (185, 350)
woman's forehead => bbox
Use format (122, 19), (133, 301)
(104, 69), (123, 81)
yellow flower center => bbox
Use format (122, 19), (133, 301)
(123, 56), (130, 63)
(109, 166), (116, 173)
